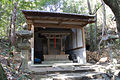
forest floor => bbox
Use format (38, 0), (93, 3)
(1, 47), (120, 80)
(0, 47), (32, 80)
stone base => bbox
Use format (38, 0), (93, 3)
(36, 72), (104, 80)
(27, 63), (108, 80)
(28, 61), (92, 72)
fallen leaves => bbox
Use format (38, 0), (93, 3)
(0, 49), (31, 80)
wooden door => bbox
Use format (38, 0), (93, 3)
(48, 39), (61, 55)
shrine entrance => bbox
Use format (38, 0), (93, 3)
(34, 28), (72, 63)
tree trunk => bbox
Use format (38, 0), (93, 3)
(103, 0), (120, 38)
(87, 0), (92, 15)
(87, 0), (95, 51)
(98, 0), (106, 51)
(94, 5), (97, 50)
(0, 3), (2, 36)
(11, 2), (17, 46)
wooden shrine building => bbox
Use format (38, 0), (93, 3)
(22, 10), (95, 66)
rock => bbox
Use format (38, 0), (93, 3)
(99, 57), (108, 63)
(113, 59), (117, 64)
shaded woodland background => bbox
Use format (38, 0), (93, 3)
(0, 0), (117, 51)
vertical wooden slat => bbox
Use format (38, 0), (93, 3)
(31, 24), (34, 64)
(54, 35), (56, 48)
(76, 29), (78, 47)
(82, 28), (86, 48)
(47, 36), (50, 55)
(60, 36), (63, 53)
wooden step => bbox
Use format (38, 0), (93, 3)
(42, 60), (73, 64)
(44, 55), (69, 60)
(33, 72), (106, 80)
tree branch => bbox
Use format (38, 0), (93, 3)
(93, 4), (103, 14)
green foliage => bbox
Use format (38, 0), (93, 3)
(11, 46), (15, 52)
(62, 0), (86, 13)
(114, 39), (120, 50)
(0, 52), (7, 56)
(17, 74), (32, 80)
(96, 2), (101, 9)
(0, 0), (88, 37)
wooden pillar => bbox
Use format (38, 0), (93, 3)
(60, 36), (63, 52)
(76, 29), (78, 47)
(72, 28), (86, 64)
(81, 28), (86, 48)
(47, 37), (50, 55)
(31, 24), (34, 64)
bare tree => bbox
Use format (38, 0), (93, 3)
(103, 0), (120, 40)
(11, 2), (18, 45)
(98, 0), (106, 50)
(87, 0), (97, 51)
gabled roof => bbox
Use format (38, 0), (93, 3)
(22, 10), (95, 29)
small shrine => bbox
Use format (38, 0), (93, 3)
(21, 10), (95, 67)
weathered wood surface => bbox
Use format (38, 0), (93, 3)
(23, 10), (95, 29)
(28, 61), (94, 74)
(44, 55), (69, 60)
(33, 72), (103, 80)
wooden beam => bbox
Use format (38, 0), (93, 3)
(33, 20), (86, 26)
(38, 30), (72, 33)
(26, 17), (93, 29)
(25, 14), (94, 20)
(26, 17), (92, 23)
(46, 37), (61, 39)
(65, 46), (84, 52)
(33, 20), (58, 24)
(33, 23), (87, 28)
(62, 21), (86, 25)
(41, 33), (70, 35)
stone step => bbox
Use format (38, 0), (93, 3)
(42, 60), (73, 64)
(29, 61), (92, 67)
(34, 72), (106, 80)
(28, 61), (95, 73)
